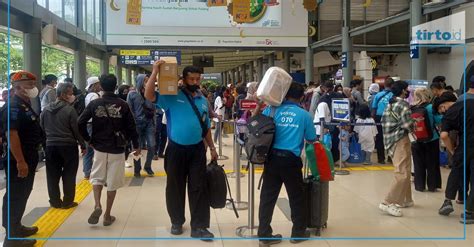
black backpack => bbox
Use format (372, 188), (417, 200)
(73, 93), (87, 116)
(206, 160), (239, 218)
(244, 108), (276, 164)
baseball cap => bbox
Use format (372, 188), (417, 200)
(432, 92), (458, 113)
(10, 71), (37, 84)
(85, 76), (100, 90)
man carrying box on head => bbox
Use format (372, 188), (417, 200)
(144, 60), (218, 241)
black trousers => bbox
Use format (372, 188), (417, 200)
(164, 141), (210, 228)
(2, 147), (38, 234)
(466, 160), (474, 212)
(258, 150), (306, 237)
(374, 115), (385, 163)
(446, 149), (472, 200)
(412, 139), (441, 191)
(45, 145), (79, 206)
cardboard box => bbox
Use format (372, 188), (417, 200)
(157, 57), (178, 95)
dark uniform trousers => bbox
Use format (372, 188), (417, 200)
(45, 145), (79, 206)
(2, 147), (38, 235)
(258, 149), (306, 238)
(411, 139), (442, 191)
(164, 140), (210, 229)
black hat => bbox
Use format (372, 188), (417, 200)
(433, 92), (457, 114)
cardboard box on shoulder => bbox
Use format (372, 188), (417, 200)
(157, 57), (178, 95)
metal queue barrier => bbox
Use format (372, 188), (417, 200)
(236, 157), (258, 238)
(216, 118), (229, 160)
(317, 121), (382, 176)
(226, 120), (248, 211)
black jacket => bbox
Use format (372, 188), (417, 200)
(78, 92), (139, 154)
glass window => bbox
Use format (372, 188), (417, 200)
(37, 0), (47, 7)
(95, 0), (102, 40)
(86, 0), (94, 35)
(64, 0), (76, 25)
(49, 0), (63, 18)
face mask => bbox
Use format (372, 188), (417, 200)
(24, 87), (38, 99)
(66, 95), (76, 104)
(186, 84), (200, 93)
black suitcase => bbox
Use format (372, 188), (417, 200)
(303, 176), (329, 236)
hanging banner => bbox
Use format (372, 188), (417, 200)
(126, 0), (142, 25)
(233, 0), (252, 23)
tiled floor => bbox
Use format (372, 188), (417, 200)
(0, 134), (472, 246)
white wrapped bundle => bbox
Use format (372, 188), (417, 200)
(256, 67), (293, 106)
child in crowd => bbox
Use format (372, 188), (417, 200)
(339, 123), (351, 165)
(353, 104), (378, 165)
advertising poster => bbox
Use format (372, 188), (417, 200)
(107, 0), (307, 47)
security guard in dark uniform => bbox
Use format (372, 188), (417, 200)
(1, 71), (44, 247)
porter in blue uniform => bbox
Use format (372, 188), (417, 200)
(257, 83), (316, 245)
(145, 61), (218, 241)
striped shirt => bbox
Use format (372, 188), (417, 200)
(382, 97), (415, 157)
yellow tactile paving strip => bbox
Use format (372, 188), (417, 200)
(29, 165), (393, 246)
(31, 180), (92, 247)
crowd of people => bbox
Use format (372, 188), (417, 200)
(0, 63), (473, 246)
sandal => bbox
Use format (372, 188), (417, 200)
(396, 201), (414, 208)
(103, 216), (116, 226)
(379, 203), (403, 217)
(88, 207), (102, 225)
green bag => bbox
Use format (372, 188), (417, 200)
(305, 144), (320, 181)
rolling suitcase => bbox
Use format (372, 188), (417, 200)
(303, 152), (329, 236)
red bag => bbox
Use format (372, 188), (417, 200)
(305, 142), (334, 182)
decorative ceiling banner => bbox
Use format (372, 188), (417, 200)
(208, 0), (227, 7)
(126, 0), (142, 25)
(233, 0), (252, 23)
(303, 0), (317, 12)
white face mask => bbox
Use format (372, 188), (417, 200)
(24, 87), (38, 99)
(66, 95), (76, 104)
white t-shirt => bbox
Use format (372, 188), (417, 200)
(353, 118), (378, 152)
(214, 96), (225, 117)
(85, 92), (100, 123)
(313, 102), (331, 136)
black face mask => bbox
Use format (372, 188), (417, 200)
(186, 84), (200, 93)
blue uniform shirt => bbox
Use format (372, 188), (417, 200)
(425, 103), (442, 142)
(263, 101), (317, 157)
(155, 90), (210, 145)
(372, 90), (393, 116)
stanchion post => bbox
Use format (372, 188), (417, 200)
(335, 122), (350, 175)
(236, 160), (258, 238)
(217, 119), (229, 160)
(226, 121), (248, 210)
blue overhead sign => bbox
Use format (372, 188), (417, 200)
(120, 50), (181, 65)
(341, 52), (347, 68)
(331, 98), (351, 122)
(410, 41), (419, 59)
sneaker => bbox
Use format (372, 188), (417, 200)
(290, 230), (310, 244)
(460, 212), (474, 224)
(439, 200), (454, 216)
(171, 224), (183, 235)
(61, 202), (78, 209)
(2, 238), (37, 247)
(12, 225), (38, 237)
(145, 168), (154, 177)
(259, 234), (282, 246)
(134, 173), (141, 178)
(379, 203), (402, 217)
(191, 228), (214, 241)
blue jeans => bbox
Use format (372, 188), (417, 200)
(134, 120), (156, 174)
(155, 113), (168, 156)
(82, 124), (94, 178)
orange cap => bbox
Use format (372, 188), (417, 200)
(11, 71), (37, 83)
